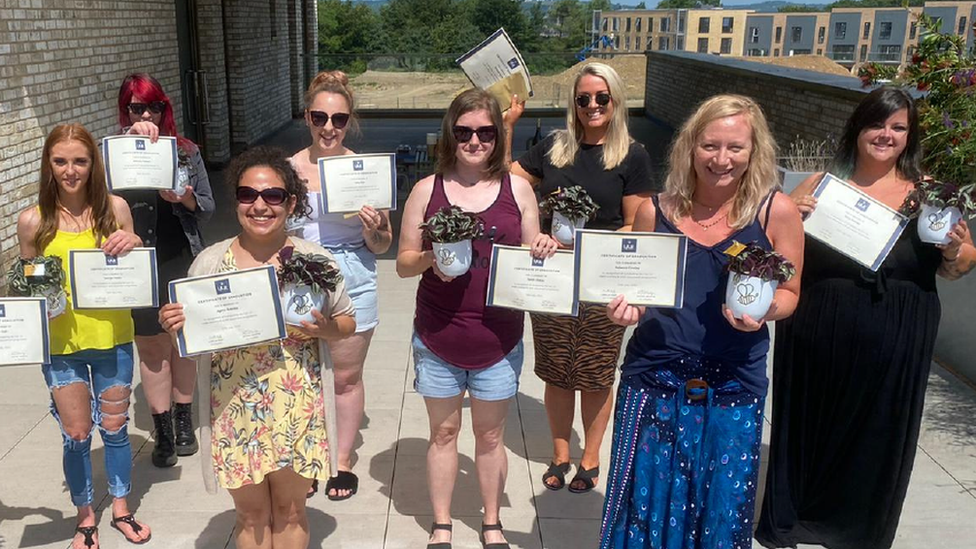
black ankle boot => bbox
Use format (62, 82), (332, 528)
(173, 402), (198, 456)
(151, 411), (177, 468)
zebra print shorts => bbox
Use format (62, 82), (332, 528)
(530, 304), (627, 391)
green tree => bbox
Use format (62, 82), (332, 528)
(778, 4), (827, 12)
(655, 0), (720, 8)
(635, 1), (647, 8)
(317, 0), (381, 72)
(468, 0), (531, 47)
(826, 0), (923, 8)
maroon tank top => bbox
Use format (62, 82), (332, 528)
(415, 173), (524, 369)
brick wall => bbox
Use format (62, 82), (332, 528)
(0, 0), (181, 288)
(197, 0), (232, 163)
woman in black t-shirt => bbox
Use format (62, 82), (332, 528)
(503, 62), (654, 493)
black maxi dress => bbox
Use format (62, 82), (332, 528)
(755, 217), (942, 549)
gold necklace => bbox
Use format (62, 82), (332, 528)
(691, 199), (733, 231)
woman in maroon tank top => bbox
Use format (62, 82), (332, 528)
(397, 89), (557, 549)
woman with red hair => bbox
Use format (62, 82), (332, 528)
(115, 73), (214, 468)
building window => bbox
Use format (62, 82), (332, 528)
(625, 36), (631, 50)
(750, 27), (760, 43)
(879, 21), (892, 40)
(269, 0), (277, 38)
(835, 21), (847, 39)
(775, 26), (782, 43)
(613, 18), (619, 32)
(818, 26), (825, 44)
(863, 22), (871, 39)
(791, 48), (812, 55)
(603, 18), (608, 32)
(661, 18), (670, 33)
(677, 37), (685, 49)
(774, 48), (780, 56)
(747, 48), (767, 56)
(860, 44), (868, 61)
(817, 48), (823, 55)
(832, 44), (855, 61)
(636, 36), (642, 50)
(648, 18), (653, 33)
(659, 36), (670, 50)
(878, 44), (902, 62)
(614, 36), (620, 48)
(721, 38), (732, 54)
(960, 17), (968, 35)
(699, 17), (710, 33)
(910, 21), (917, 39)
(626, 17), (631, 33)
(791, 26), (802, 42)
(698, 37), (709, 53)
(679, 15), (685, 33)
(636, 18), (642, 32)
(722, 17), (734, 33)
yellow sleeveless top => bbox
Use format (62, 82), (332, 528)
(43, 228), (134, 354)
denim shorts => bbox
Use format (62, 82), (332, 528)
(43, 343), (135, 396)
(412, 333), (523, 401)
(330, 246), (379, 333)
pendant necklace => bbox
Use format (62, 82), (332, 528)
(692, 197), (733, 231)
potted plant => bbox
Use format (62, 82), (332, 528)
(174, 147), (191, 197)
(723, 241), (796, 320)
(777, 136), (834, 194)
(419, 206), (484, 277)
(539, 186), (600, 245)
(911, 176), (976, 244)
(276, 246), (343, 326)
(6, 256), (68, 318)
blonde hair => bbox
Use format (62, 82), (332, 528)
(548, 62), (632, 170)
(664, 94), (778, 229)
(304, 70), (358, 133)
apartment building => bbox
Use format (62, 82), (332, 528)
(924, 1), (976, 50)
(827, 7), (922, 66)
(593, 8), (751, 56)
(743, 12), (831, 57)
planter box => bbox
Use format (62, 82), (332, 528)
(776, 165), (816, 195)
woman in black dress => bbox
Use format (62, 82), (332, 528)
(755, 87), (975, 549)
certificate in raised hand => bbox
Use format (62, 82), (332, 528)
(69, 248), (159, 309)
(486, 246), (578, 316)
(574, 230), (688, 308)
(804, 173), (908, 271)
(318, 153), (397, 214)
(102, 135), (178, 192)
(456, 28), (534, 108)
(169, 266), (286, 357)
(0, 298), (50, 366)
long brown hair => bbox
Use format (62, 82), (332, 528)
(435, 89), (507, 181)
(35, 124), (118, 252)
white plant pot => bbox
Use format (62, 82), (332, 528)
(173, 165), (190, 197)
(432, 240), (472, 277)
(776, 166), (816, 195)
(725, 273), (777, 320)
(43, 288), (67, 319)
(917, 203), (962, 245)
(281, 283), (327, 326)
(551, 211), (586, 246)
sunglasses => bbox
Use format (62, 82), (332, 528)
(128, 101), (167, 116)
(308, 111), (350, 129)
(236, 186), (290, 206)
(452, 125), (497, 143)
(575, 92), (612, 109)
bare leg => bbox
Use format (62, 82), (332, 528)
(470, 396), (511, 546)
(572, 387), (613, 490)
(99, 385), (150, 542)
(326, 330), (373, 498)
(268, 468), (314, 548)
(51, 383), (99, 549)
(169, 344), (196, 405)
(424, 395), (464, 544)
(543, 383), (575, 488)
(136, 334), (174, 414)
(229, 482), (273, 549)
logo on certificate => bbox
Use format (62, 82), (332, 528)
(507, 57), (520, 69)
(353, 160), (364, 171)
(621, 238), (637, 253)
(135, 140), (146, 151)
(0, 305), (5, 318)
(855, 198), (870, 212)
(105, 255), (119, 266)
(215, 279), (231, 295)
(531, 257), (545, 267)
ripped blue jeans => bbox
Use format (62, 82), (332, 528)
(42, 343), (134, 507)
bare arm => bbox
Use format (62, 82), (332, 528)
(396, 176), (436, 278)
(789, 171), (825, 216)
(762, 193), (805, 321)
(362, 207), (394, 255)
(16, 208), (41, 258)
(101, 196), (143, 256)
(619, 193), (653, 232)
(937, 219), (976, 280)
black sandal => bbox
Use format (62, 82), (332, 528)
(480, 522), (510, 549)
(110, 514), (151, 545)
(307, 479), (319, 499)
(427, 521), (452, 549)
(325, 470), (359, 501)
(542, 462), (571, 491)
(568, 465), (600, 494)
(74, 526), (98, 549)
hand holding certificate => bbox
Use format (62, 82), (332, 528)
(168, 266), (287, 357)
(486, 246), (578, 315)
(457, 28), (533, 109)
(318, 153), (397, 214)
(0, 298), (50, 366)
(102, 135), (178, 192)
(574, 230), (688, 308)
(69, 248), (159, 309)
(804, 173), (908, 271)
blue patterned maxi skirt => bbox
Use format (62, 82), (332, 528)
(600, 358), (765, 549)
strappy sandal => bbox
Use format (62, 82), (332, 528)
(325, 470), (359, 501)
(74, 526), (98, 549)
(426, 521), (452, 549)
(110, 514), (151, 545)
(568, 465), (600, 494)
(480, 522), (510, 549)
(307, 479), (319, 499)
(542, 461), (571, 491)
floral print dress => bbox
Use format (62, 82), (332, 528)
(209, 250), (329, 489)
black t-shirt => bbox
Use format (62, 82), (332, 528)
(155, 195), (190, 260)
(517, 134), (654, 230)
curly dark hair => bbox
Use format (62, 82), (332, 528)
(226, 145), (312, 219)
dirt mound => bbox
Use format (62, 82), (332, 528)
(545, 55), (647, 100)
(734, 55), (853, 77)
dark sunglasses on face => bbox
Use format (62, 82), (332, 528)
(308, 110), (350, 129)
(236, 186), (290, 206)
(452, 125), (497, 143)
(575, 92), (612, 109)
(128, 101), (167, 116)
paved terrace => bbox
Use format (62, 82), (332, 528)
(2, 118), (976, 549)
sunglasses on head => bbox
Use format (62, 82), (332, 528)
(452, 125), (497, 143)
(575, 92), (612, 109)
(236, 186), (290, 206)
(308, 111), (350, 129)
(128, 101), (167, 116)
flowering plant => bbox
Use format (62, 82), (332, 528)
(723, 241), (795, 283)
(419, 206), (484, 243)
(539, 186), (600, 221)
(276, 246), (342, 294)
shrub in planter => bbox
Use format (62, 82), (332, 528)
(419, 206), (485, 277)
(539, 186), (600, 245)
(277, 246), (343, 326)
(723, 241), (796, 320)
(6, 256), (68, 318)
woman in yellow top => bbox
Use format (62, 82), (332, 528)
(16, 124), (148, 549)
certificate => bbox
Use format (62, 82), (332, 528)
(168, 266), (286, 357)
(318, 153), (397, 214)
(102, 135), (178, 191)
(486, 246), (578, 316)
(804, 173), (908, 271)
(0, 298), (50, 366)
(456, 28), (534, 108)
(69, 248), (159, 309)
(574, 230), (688, 308)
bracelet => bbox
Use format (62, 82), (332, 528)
(943, 250), (960, 262)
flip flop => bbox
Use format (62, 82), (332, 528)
(110, 514), (151, 545)
(74, 526), (98, 549)
(325, 470), (359, 501)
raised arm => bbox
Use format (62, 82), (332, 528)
(395, 176), (436, 278)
